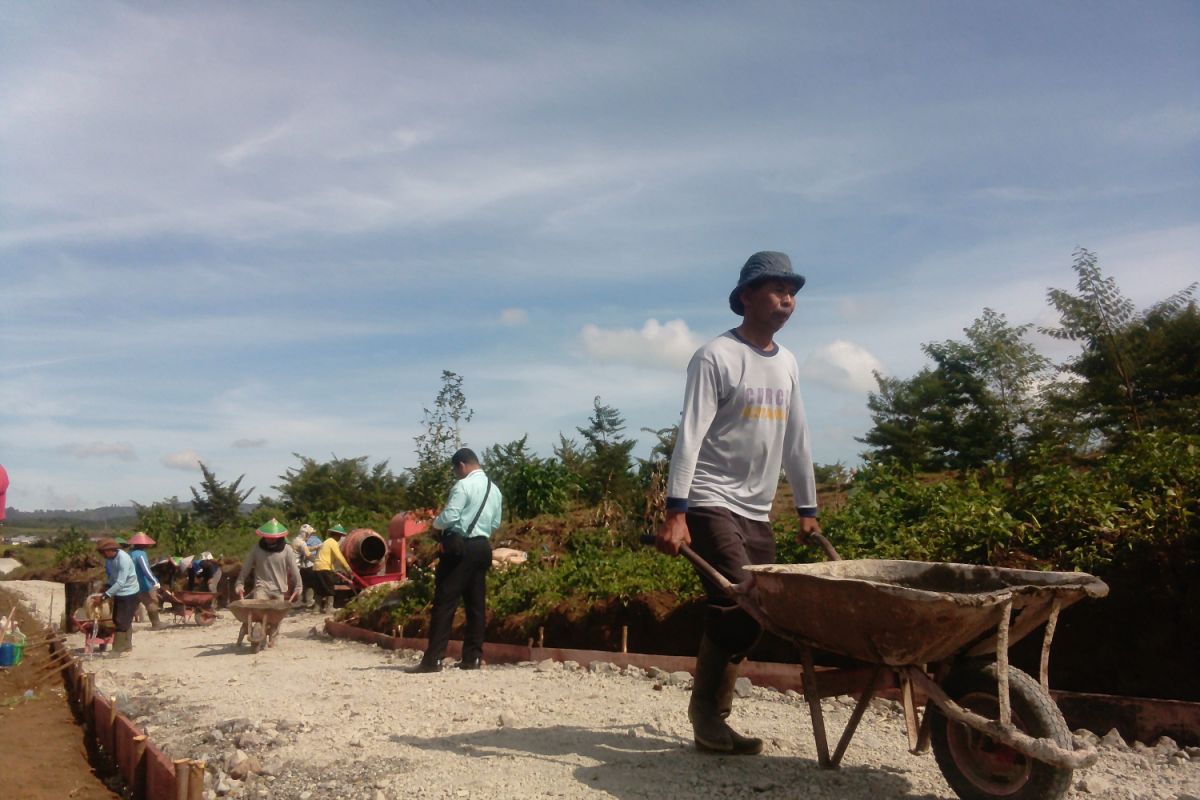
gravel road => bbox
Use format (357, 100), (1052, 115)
(0, 577), (1188, 800)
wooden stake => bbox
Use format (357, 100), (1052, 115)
(173, 759), (190, 800)
(188, 760), (205, 800)
(132, 735), (147, 799)
(537, 626), (545, 648)
(620, 626), (628, 653)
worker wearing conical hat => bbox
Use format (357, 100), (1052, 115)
(235, 519), (301, 602)
(127, 531), (165, 630)
(312, 524), (353, 614)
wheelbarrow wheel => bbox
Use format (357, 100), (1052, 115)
(929, 663), (1072, 800)
(250, 621), (265, 653)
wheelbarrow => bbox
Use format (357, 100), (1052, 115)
(160, 589), (218, 626)
(228, 599), (292, 653)
(72, 596), (115, 655)
(679, 537), (1108, 800)
(349, 570), (405, 593)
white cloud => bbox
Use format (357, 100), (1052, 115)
(59, 441), (137, 461)
(580, 319), (702, 370)
(161, 450), (204, 471)
(499, 308), (529, 326)
(800, 341), (885, 393)
(1114, 105), (1200, 148)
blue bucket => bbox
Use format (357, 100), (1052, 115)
(0, 642), (20, 667)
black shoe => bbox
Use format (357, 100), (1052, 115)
(456, 658), (482, 670)
(406, 661), (442, 674)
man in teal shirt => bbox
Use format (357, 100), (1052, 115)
(409, 448), (503, 673)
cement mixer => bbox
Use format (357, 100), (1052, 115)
(339, 528), (389, 576)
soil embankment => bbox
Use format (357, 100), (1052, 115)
(0, 585), (122, 800)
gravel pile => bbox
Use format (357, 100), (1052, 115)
(50, 608), (1198, 800)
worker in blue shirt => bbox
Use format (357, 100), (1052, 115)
(92, 537), (141, 656)
(127, 531), (165, 629)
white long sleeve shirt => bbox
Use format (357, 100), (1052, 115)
(666, 330), (817, 521)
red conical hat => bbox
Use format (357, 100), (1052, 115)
(127, 531), (156, 547)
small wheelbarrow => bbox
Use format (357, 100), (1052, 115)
(161, 589), (218, 626)
(228, 599), (292, 653)
(349, 571), (405, 594)
(680, 539), (1108, 800)
(72, 597), (115, 655)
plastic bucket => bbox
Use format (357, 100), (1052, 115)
(0, 641), (23, 667)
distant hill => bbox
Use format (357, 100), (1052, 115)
(3, 501), (259, 530)
(4, 505), (140, 529)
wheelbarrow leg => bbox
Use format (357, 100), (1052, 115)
(801, 648), (885, 769)
(830, 664), (883, 767)
(800, 645), (833, 768)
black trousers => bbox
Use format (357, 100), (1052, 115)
(686, 506), (776, 656)
(424, 535), (492, 665)
(111, 593), (140, 634)
(311, 569), (341, 599)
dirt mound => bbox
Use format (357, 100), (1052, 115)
(15, 553), (103, 585)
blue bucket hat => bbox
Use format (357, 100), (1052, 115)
(729, 251), (806, 315)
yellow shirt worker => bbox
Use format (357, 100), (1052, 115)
(312, 524), (352, 613)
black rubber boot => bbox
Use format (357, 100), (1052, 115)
(111, 630), (133, 657)
(688, 635), (762, 755)
(716, 654), (763, 755)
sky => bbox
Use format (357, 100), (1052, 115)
(1, 1), (1197, 512)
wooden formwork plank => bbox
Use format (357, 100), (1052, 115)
(324, 621), (892, 699)
(113, 715), (140, 788)
(1053, 690), (1200, 746)
(93, 694), (114, 754)
(145, 743), (177, 800)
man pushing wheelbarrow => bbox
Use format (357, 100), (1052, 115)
(232, 519), (301, 650)
(656, 253), (1106, 800)
(657, 251), (822, 756)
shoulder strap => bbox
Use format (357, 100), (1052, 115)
(464, 479), (493, 536)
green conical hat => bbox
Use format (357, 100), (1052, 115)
(256, 518), (289, 538)
(327, 523), (347, 536)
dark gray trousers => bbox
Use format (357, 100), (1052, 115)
(685, 506), (776, 656)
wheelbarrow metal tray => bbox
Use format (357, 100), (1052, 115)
(746, 559), (1108, 667)
(228, 599), (292, 625)
(171, 590), (216, 607)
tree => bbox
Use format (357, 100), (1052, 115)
(408, 370), (474, 508)
(190, 464), (253, 529)
(481, 435), (536, 493)
(134, 497), (199, 555)
(1042, 248), (1198, 445)
(858, 368), (961, 470)
(53, 526), (92, 564)
(636, 425), (677, 530)
(926, 308), (1051, 474)
(274, 454), (408, 519)
(576, 397), (638, 522)
(860, 309), (1051, 475)
(553, 434), (589, 483)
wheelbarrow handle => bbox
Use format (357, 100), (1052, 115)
(640, 529), (841, 563)
(642, 524), (842, 600)
(636, 535), (747, 600)
(808, 531), (841, 562)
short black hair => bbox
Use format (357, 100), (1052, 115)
(451, 448), (479, 468)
